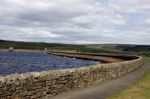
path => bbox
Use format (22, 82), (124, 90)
(48, 52), (124, 63)
(49, 62), (150, 99)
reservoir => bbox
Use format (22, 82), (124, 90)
(0, 51), (100, 76)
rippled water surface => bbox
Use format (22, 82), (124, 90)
(0, 51), (100, 76)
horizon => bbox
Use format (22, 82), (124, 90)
(0, 0), (150, 44)
(1, 39), (150, 46)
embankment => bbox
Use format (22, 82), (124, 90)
(0, 53), (143, 99)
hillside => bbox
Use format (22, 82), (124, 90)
(0, 40), (150, 56)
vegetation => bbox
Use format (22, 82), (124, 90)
(0, 39), (150, 99)
(0, 40), (85, 50)
(108, 70), (150, 99)
(107, 56), (150, 99)
(144, 57), (150, 62)
(0, 40), (150, 57)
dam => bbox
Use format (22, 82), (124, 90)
(0, 51), (143, 99)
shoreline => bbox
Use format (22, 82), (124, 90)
(0, 49), (44, 52)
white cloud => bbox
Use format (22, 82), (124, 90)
(0, 0), (150, 44)
(109, 18), (126, 25)
(145, 19), (150, 24)
(108, 0), (150, 14)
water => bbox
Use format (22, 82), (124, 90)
(0, 51), (100, 76)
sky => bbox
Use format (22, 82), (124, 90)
(0, 0), (150, 44)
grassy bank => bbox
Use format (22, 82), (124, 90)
(108, 58), (150, 99)
(108, 70), (150, 99)
(144, 57), (150, 62)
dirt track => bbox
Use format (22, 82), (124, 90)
(49, 62), (150, 99)
(49, 52), (124, 63)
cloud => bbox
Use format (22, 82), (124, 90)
(0, 0), (150, 44)
(145, 19), (150, 25)
(108, 0), (150, 14)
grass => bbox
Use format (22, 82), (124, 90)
(108, 56), (150, 99)
(144, 57), (150, 62)
(108, 68), (150, 99)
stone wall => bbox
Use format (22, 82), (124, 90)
(0, 55), (143, 99)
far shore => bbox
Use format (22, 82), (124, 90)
(0, 49), (45, 52)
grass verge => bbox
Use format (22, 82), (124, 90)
(108, 69), (150, 99)
(144, 57), (150, 62)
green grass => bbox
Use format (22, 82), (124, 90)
(108, 70), (150, 99)
(144, 57), (150, 62)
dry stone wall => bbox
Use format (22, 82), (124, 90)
(0, 55), (143, 99)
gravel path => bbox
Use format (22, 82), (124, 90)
(49, 62), (150, 99)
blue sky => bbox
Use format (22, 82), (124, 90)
(0, 0), (150, 44)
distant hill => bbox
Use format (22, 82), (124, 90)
(86, 44), (150, 52)
(116, 45), (150, 52)
(0, 39), (85, 50)
(0, 39), (150, 56)
(0, 40), (6, 42)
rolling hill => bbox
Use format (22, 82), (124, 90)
(0, 39), (150, 56)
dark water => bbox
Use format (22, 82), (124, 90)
(0, 51), (100, 76)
